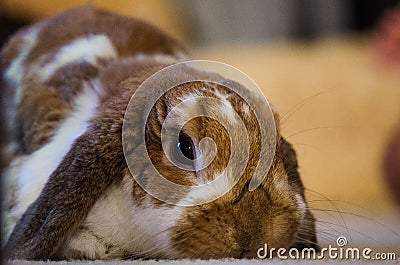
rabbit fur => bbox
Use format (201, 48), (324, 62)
(1, 6), (318, 260)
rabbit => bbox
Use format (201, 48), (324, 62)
(1, 6), (318, 260)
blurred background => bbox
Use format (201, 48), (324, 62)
(0, 0), (399, 46)
(1, 0), (399, 252)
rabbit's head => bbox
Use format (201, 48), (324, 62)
(52, 60), (318, 259)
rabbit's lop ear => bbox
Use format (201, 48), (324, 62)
(4, 124), (126, 260)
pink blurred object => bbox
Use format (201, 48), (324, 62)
(375, 4), (400, 70)
(376, 4), (400, 205)
(383, 127), (400, 204)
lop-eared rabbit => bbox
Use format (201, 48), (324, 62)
(1, 6), (318, 260)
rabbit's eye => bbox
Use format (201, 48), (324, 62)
(177, 133), (195, 160)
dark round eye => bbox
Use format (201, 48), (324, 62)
(177, 133), (195, 160)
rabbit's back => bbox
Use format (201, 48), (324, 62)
(1, 5), (185, 243)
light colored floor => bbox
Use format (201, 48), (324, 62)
(6, 259), (399, 265)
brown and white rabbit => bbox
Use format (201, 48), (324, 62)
(1, 6), (318, 260)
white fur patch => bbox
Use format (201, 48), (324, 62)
(3, 79), (104, 240)
(179, 171), (234, 206)
(214, 89), (230, 101)
(5, 26), (40, 106)
(199, 87), (238, 123)
(242, 102), (250, 117)
(38, 35), (117, 81)
(62, 175), (183, 259)
(218, 99), (238, 123)
(295, 194), (306, 219)
(174, 51), (189, 61)
(164, 93), (202, 128)
(134, 53), (184, 65)
(178, 92), (200, 102)
(172, 92), (239, 127)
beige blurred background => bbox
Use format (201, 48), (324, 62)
(1, 0), (399, 250)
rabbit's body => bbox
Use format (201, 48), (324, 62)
(1, 6), (318, 260)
